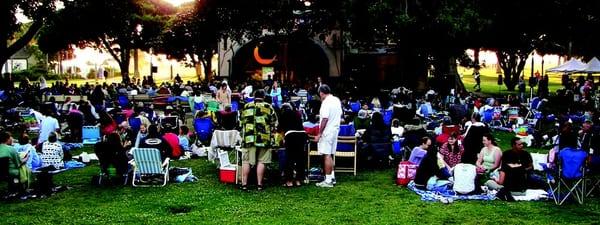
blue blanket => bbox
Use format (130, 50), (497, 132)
(407, 181), (496, 202)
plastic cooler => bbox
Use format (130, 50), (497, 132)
(219, 166), (236, 184)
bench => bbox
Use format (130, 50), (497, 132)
(45, 95), (88, 103)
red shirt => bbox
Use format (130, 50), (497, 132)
(162, 133), (182, 158)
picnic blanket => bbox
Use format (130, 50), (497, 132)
(513, 190), (549, 201)
(407, 181), (496, 202)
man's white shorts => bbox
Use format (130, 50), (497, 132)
(318, 132), (338, 155)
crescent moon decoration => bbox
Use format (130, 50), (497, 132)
(254, 46), (277, 65)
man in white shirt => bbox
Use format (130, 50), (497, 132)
(38, 110), (60, 145)
(315, 84), (342, 188)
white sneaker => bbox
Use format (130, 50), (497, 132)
(316, 181), (334, 188)
(332, 178), (337, 185)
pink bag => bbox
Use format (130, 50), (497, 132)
(396, 161), (418, 186)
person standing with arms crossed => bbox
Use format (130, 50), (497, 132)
(315, 84), (343, 188)
(240, 90), (278, 191)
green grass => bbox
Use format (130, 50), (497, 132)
(0, 68), (597, 224)
(458, 66), (563, 97)
(2, 135), (599, 224)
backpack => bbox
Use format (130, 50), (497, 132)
(452, 163), (477, 194)
(396, 161), (418, 186)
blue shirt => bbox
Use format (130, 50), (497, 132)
(178, 135), (190, 151)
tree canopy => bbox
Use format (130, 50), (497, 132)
(37, 0), (173, 83)
(1, 0), (56, 69)
(28, 0), (600, 89)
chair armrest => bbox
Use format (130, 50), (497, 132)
(162, 158), (170, 168)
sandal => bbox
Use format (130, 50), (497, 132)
(295, 181), (303, 187)
(257, 185), (264, 191)
(240, 185), (249, 191)
(283, 182), (294, 188)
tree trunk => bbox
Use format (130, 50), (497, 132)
(133, 49), (139, 78)
(0, 20), (44, 68)
(119, 48), (131, 84)
(202, 52), (213, 81)
(473, 48), (480, 67)
(195, 63), (202, 80)
(496, 49), (529, 91)
(432, 54), (465, 95)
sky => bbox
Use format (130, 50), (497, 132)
(162, 0), (194, 7)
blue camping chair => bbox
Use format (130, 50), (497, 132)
(113, 112), (126, 125)
(392, 138), (405, 155)
(482, 108), (494, 124)
(350, 102), (361, 113)
(193, 102), (205, 115)
(128, 117), (142, 136)
(194, 118), (214, 143)
(118, 95), (129, 108)
(231, 101), (239, 112)
(382, 110), (393, 126)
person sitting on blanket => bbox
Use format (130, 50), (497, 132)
(178, 126), (190, 152)
(485, 137), (539, 195)
(438, 132), (464, 170)
(409, 137), (431, 166)
(13, 133), (42, 170)
(476, 133), (502, 175)
(40, 132), (65, 169)
(139, 124), (172, 161)
(414, 145), (451, 190)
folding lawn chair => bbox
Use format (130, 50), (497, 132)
(334, 125), (358, 175)
(194, 117), (214, 144)
(82, 126), (101, 145)
(547, 147), (587, 205)
(159, 116), (179, 134)
(128, 117), (142, 135)
(586, 155), (600, 197)
(0, 157), (21, 195)
(131, 148), (169, 187)
(350, 101), (361, 113)
(382, 109), (393, 126)
(118, 95), (129, 108)
(206, 100), (220, 112)
(210, 130), (242, 183)
(231, 101), (239, 112)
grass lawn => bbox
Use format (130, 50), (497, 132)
(2, 68), (598, 224)
(2, 130), (599, 224)
(458, 66), (564, 97)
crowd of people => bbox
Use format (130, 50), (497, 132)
(0, 70), (599, 198)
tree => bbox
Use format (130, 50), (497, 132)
(159, 0), (219, 81)
(477, 0), (552, 91)
(159, 0), (346, 81)
(37, 0), (171, 83)
(347, 0), (485, 92)
(1, 0), (55, 70)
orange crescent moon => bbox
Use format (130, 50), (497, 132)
(254, 46), (277, 65)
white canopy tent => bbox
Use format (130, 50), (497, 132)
(546, 58), (587, 73)
(582, 57), (600, 73)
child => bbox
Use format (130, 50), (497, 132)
(178, 126), (190, 152)
(13, 134), (42, 170)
